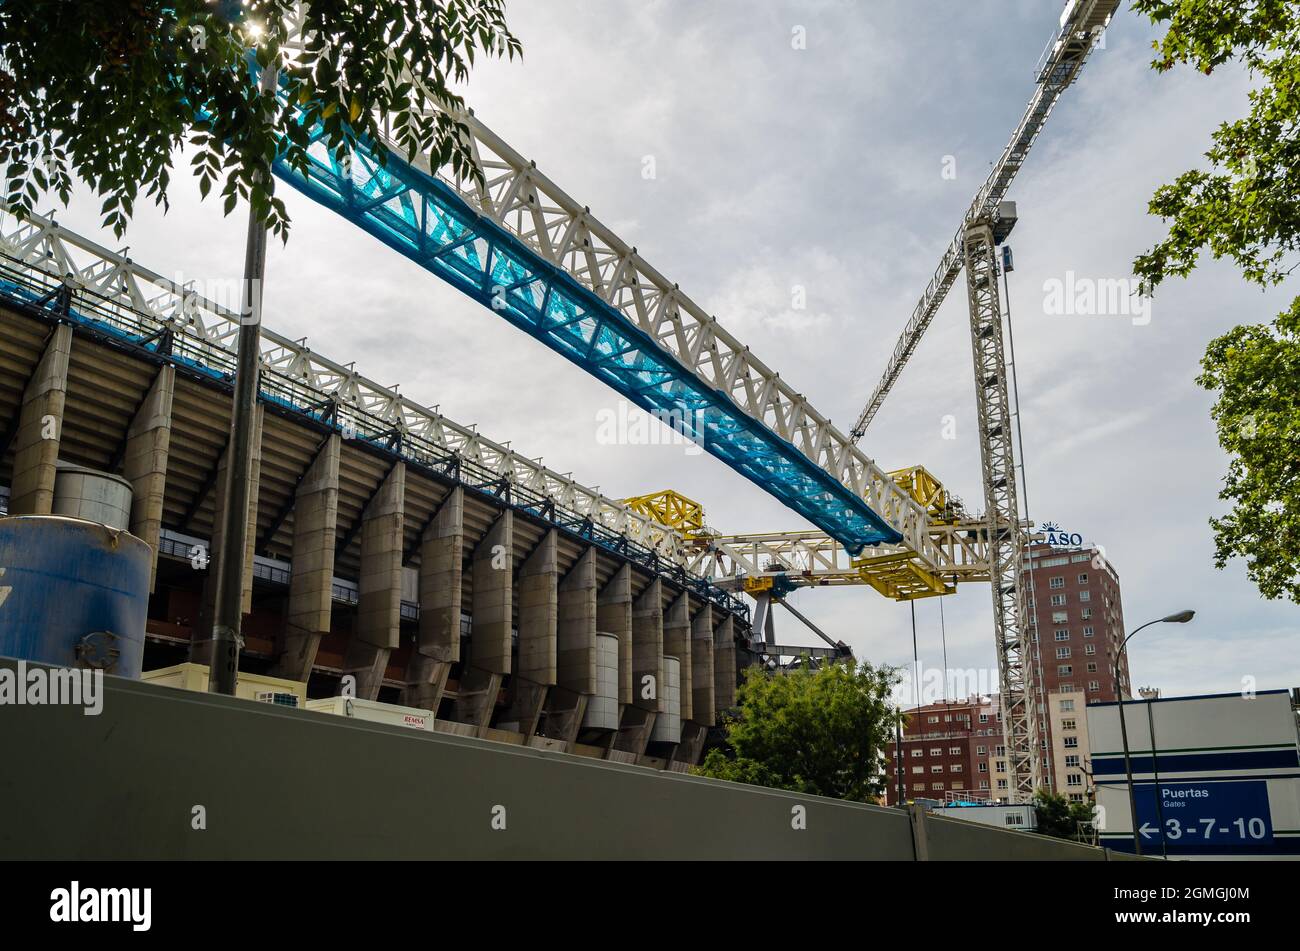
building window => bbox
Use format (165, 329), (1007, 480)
(1054, 629), (1070, 641)
(912, 766), (924, 774)
(1052, 611), (1068, 623)
(927, 715), (939, 723)
(1087, 662), (1097, 673)
(1056, 646), (1071, 658)
(980, 780), (990, 789)
(1061, 682), (1075, 691)
(952, 781), (964, 790)
(1049, 577), (1065, 589)
(1058, 665), (1073, 676)
(1081, 608), (1092, 620)
(1078, 590), (1091, 602)
(949, 747), (962, 756)
(995, 745), (1005, 756)
(1063, 736), (1079, 749)
(932, 783), (944, 791)
(1083, 626), (1094, 637)
(1065, 755), (1080, 768)
(1078, 573), (1089, 584)
(930, 748), (942, 756)
(996, 760), (1007, 772)
(979, 713), (988, 723)
(1059, 699), (1075, 712)
(978, 762), (988, 773)
(1088, 680), (1100, 691)
(1069, 793), (1085, 803)
(931, 765), (944, 773)
(951, 764), (963, 773)
(1066, 773), (1083, 787)
(914, 783), (925, 791)
(1051, 593), (1066, 606)
(976, 745), (986, 755)
(1061, 718), (1076, 730)
(1084, 644), (1096, 655)
(997, 779), (1008, 790)
(1005, 813), (1025, 827)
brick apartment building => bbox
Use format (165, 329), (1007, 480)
(1023, 540), (1129, 707)
(885, 539), (1127, 805)
(884, 698), (1004, 805)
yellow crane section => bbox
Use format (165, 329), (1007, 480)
(621, 490), (712, 540)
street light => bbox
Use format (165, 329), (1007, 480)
(210, 18), (278, 696)
(1115, 610), (1195, 856)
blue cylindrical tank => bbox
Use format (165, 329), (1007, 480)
(0, 515), (151, 677)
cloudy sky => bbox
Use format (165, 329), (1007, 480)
(49, 1), (1298, 697)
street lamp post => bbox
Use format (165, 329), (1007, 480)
(1114, 610), (1195, 856)
(209, 44), (278, 696)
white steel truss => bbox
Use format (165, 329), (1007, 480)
(277, 7), (935, 563)
(0, 205), (685, 563)
(687, 524), (994, 592)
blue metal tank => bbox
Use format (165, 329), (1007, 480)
(0, 516), (151, 677)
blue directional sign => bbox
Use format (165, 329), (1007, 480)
(1132, 780), (1272, 855)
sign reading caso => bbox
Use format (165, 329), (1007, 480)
(1040, 521), (1085, 548)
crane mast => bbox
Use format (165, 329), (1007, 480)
(963, 213), (1039, 796)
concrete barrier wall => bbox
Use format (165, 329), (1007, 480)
(0, 660), (1124, 860)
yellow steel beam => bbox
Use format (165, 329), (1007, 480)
(621, 489), (710, 540)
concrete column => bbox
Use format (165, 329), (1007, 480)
(597, 563), (632, 706)
(545, 546), (597, 746)
(402, 487), (463, 711)
(276, 434), (341, 682)
(455, 510), (512, 733)
(122, 365), (175, 592)
(8, 323), (72, 516)
(632, 579), (664, 714)
(714, 615), (738, 714)
(674, 723), (709, 768)
(343, 463), (404, 700)
(504, 530), (557, 737)
(691, 604), (715, 728)
(193, 404), (264, 664)
(663, 592), (692, 727)
(614, 578), (662, 756)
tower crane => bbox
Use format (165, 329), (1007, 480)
(844, 0), (1121, 798)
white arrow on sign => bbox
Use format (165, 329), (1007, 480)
(1139, 823), (1158, 838)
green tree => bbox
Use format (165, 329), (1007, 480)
(1033, 789), (1095, 843)
(0, 0), (520, 240)
(692, 660), (900, 803)
(1132, 1), (1300, 601)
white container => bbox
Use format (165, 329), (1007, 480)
(306, 695), (434, 731)
(52, 464), (132, 530)
(651, 655), (681, 743)
(581, 633), (620, 732)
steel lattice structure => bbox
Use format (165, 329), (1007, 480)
(0, 206), (705, 570)
(687, 523), (994, 594)
(963, 220), (1038, 796)
(263, 9), (933, 559)
(849, 0), (1121, 441)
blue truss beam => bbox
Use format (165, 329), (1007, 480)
(271, 136), (901, 553)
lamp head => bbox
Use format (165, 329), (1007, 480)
(1161, 610), (1195, 624)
